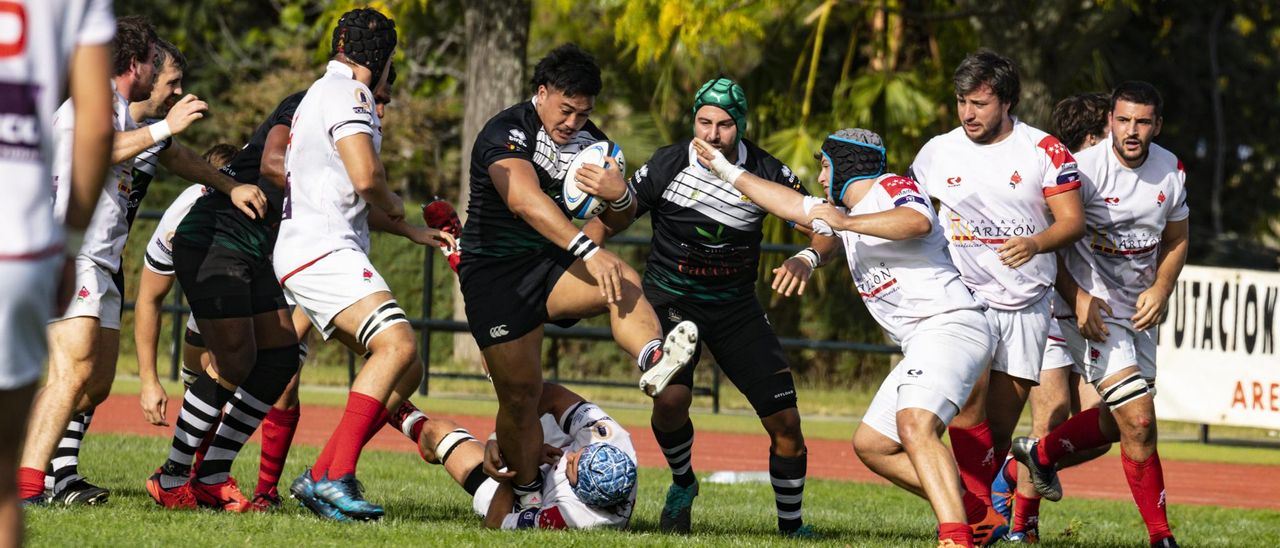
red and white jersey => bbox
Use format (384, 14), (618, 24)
(51, 83), (137, 271)
(0, 0), (114, 260)
(910, 120), (1081, 310)
(1061, 136), (1188, 321)
(143, 184), (206, 275)
(274, 61), (382, 279)
(806, 175), (984, 344)
(518, 403), (636, 530)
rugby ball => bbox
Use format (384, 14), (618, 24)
(562, 140), (626, 220)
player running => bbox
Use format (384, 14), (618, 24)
(1010, 82), (1188, 548)
(906, 49), (1085, 541)
(695, 129), (996, 547)
(399, 383), (637, 530)
(584, 78), (830, 536)
(992, 91), (1113, 543)
(458, 43), (697, 512)
(0, 0), (114, 543)
(272, 8), (453, 521)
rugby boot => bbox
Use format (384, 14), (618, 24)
(970, 506), (1009, 547)
(1151, 537), (1180, 548)
(639, 321), (699, 397)
(313, 474), (384, 521)
(289, 469), (350, 522)
(1010, 437), (1062, 502)
(145, 466), (198, 509)
(192, 476), (255, 512)
(1005, 527), (1040, 544)
(50, 478), (110, 506)
(250, 491), (283, 511)
(658, 480), (698, 534)
(990, 456), (1014, 522)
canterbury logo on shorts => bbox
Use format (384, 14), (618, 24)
(489, 324), (509, 338)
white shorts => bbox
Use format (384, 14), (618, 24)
(280, 249), (390, 339)
(984, 292), (1051, 383)
(0, 256), (60, 389)
(863, 309), (996, 444)
(55, 257), (121, 330)
(1059, 317), (1156, 384)
(1041, 317), (1079, 372)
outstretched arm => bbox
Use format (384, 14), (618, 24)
(159, 142), (266, 219)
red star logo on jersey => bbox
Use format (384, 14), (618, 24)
(76, 286), (90, 302)
(362, 268), (373, 283)
(1157, 191), (1167, 206)
(1009, 171), (1022, 188)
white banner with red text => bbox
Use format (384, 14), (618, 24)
(1153, 265), (1280, 430)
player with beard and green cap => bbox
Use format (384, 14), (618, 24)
(584, 77), (838, 537)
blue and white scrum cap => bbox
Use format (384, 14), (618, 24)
(573, 442), (637, 508)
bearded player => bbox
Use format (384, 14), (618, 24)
(585, 78), (832, 537)
(1011, 81), (1188, 548)
(906, 49), (1085, 542)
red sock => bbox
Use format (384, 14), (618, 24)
(387, 401), (427, 443)
(1036, 407), (1109, 466)
(1012, 492), (1040, 532)
(191, 423), (218, 474)
(256, 406), (300, 497)
(17, 467), (44, 500)
(1122, 449), (1172, 544)
(1002, 459), (1018, 484)
(312, 392), (384, 480)
(365, 406), (390, 445)
(962, 489), (989, 524)
(938, 522), (975, 547)
(949, 421), (996, 507)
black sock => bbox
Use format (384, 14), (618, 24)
(462, 465), (488, 496)
(770, 451), (807, 533)
(653, 419), (697, 487)
(197, 346), (300, 485)
(160, 374), (229, 488)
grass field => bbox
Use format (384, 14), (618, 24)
(25, 433), (1280, 547)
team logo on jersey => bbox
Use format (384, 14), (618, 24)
(593, 421), (612, 440)
(507, 128), (527, 148)
(635, 164), (649, 182)
(353, 89), (372, 115)
(362, 268), (373, 283)
(694, 224), (727, 245)
(906, 369), (923, 378)
(880, 176), (919, 197)
(667, 308), (682, 323)
(1008, 171), (1022, 189)
(946, 176), (962, 187)
(1037, 135), (1076, 168)
(76, 286), (90, 303)
(1157, 191), (1167, 207)
(1104, 197), (1121, 206)
(1089, 347), (1101, 363)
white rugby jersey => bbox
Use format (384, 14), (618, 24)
(0, 0), (113, 259)
(1060, 136), (1188, 321)
(274, 61), (383, 280)
(910, 120), (1081, 310)
(502, 402), (637, 530)
(51, 82), (138, 272)
(143, 184), (206, 275)
(808, 175), (984, 344)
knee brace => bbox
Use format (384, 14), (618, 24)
(1097, 372), (1150, 410)
(746, 371), (799, 418)
(357, 299), (408, 350)
(433, 428), (477, 466)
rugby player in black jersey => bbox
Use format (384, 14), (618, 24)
(583, 78), (836, 537)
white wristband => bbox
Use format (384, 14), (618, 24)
(567, 231), (600, 261)
(609, 187), (634, 211)
(793, 247), (820, 269)
(63, 228), (85, 258)
(810, 219), (834, 236)
(148, 120), (172, 144)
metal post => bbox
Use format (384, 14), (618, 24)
(169, 282), (184, 382)
(1199, 424), (1210, 444)
(711, 364), (721, 414)
(420, 247), (434, 396)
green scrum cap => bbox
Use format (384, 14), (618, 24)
(692, 77), (748, 145)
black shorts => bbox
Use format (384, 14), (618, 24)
(650, 292), (788, 396)
(173, 242), (287, 319)
(458, 246), (579, 350)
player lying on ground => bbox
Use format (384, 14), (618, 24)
(694, 129), (997, 548)
(397, 383), (636, 530)
(584, 77), (832, 537)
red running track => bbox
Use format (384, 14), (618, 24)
(90, 394), (1280, 511)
